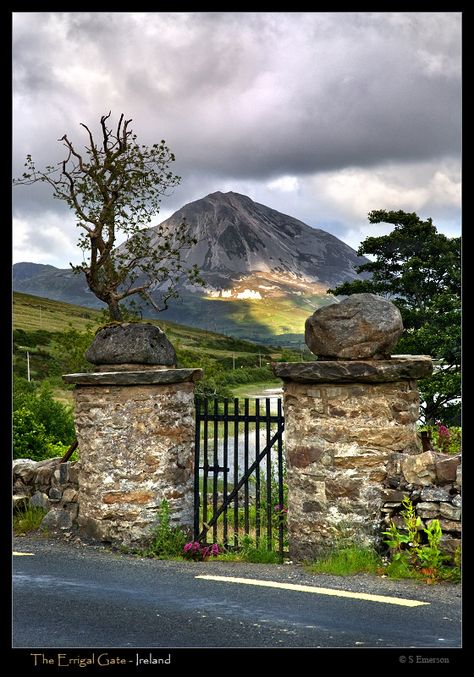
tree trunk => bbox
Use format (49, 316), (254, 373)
(108, 297), (123, 321)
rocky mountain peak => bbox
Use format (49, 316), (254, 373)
(148, 191), (366, 287)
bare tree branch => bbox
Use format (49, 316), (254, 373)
(13, 112), (202, 321)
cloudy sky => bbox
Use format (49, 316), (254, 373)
(12, 11), (461, 268)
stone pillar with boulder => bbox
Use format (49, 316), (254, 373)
(273, 293), (434, 561)
(63, 322), (202, 548)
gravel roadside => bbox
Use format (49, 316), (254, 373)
(13, 533), (462, 609)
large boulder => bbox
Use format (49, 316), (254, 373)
(85, 322), (176, 366)
(305, 293), (403, 360)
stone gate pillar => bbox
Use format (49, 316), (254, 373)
(272, 294), (433, 560)
(63, 323), (202, 547)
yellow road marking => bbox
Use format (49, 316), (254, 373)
(13, 551), (35, 556)
(195, 575), (429, 607)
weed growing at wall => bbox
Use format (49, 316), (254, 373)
(383, 496), (460, 583)
(13, 506), (47, 535)
(144, 500), (187, 559)
(216, 535), (282, 563)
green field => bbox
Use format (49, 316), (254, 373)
(13, 291), (285, 355)
(13, 293), (102, 332)
(12, 292), (302, 398)
(156, 291), (333, 347)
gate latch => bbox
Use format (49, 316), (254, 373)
(199, 465), (229, 473)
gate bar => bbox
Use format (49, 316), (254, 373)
(223, 398), (229, 545)
(233, 397), (239, 548)
(266, 397), (272, 550)
(197, 423), (284, 542)
(212, 398), (219, 543)
(255, 398), (260, 548)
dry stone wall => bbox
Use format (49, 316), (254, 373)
(13, 458), (79, 533)
(382, 450), (461, 557)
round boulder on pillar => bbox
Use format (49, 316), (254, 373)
(305, 293), (403, 360)
(85, 322), (177, 367)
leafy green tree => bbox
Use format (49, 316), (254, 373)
(330, 210), (460, 424)
(13, 112), (202, 320)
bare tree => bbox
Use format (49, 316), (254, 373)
(14, 112), (202, 320)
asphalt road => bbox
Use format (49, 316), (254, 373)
(13, 537), (461, 650)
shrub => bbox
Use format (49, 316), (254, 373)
(13, 408), (50, 460)
(13, 376), (75, 460)
(419, 423), (461, 455)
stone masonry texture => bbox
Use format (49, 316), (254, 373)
(282, 378), (422, 560)
(72, 380), (196, 546)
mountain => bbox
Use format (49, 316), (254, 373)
(147, 191), (366, 292)
(13, 191), (368, 345)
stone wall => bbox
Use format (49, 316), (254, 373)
(382, 450), (461, 558)
(13, 458), (79, 533)
(65, 369), (201, 546)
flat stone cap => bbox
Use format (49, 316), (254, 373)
(85, 322), (176, 366)
(272, 356), (432, 384)
(63, 368), (202, 386)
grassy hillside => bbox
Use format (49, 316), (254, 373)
(157, 292), (334, 346)
(13, 293), (312, 399)
(13, 292), (274, 354)
(13, 292), (102, 332)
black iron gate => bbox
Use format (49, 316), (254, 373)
(193, 397), (287, 558)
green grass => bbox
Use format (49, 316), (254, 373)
(13, 506), (48, 534)
(215, 535), (283, 563)
(307, 546), (382, 576)
(216, 548), (282, 564)
(13, 292), (103, 332)
(231, 381), (282, 398)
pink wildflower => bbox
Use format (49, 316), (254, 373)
(438, 424), (450, 439)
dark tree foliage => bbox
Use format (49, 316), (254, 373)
(330, 210), (461, 424)
(14, 112), (202, 320)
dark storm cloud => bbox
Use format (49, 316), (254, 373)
(12, 11), (461, 265)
